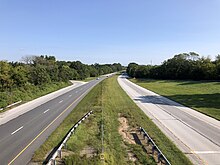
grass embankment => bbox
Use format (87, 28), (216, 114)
(0, 82), (71, 111)
(130, 79), (220, 120)
(32, 76), (191, 165)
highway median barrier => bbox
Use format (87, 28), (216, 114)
(45, 110), (93, 165)
(139, 127), (171, 165)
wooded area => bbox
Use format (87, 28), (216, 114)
(0, 55), (123, 108)
(0, 55), (123, 91)
(127, 52), (220, 80)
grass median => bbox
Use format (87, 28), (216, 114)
(32, 76), (191, 164)
(130, 79), (220, 120)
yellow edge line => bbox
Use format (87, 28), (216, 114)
(8, 91), (88, 165)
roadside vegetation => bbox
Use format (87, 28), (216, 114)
(130, 79), (220, 120)
(0, 81), (71, 112)
(127, 52), (220, 80)
(32, 76), (191, 165)
(0, 55), (123, 109)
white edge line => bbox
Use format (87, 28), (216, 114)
(11, 126), (24, 135)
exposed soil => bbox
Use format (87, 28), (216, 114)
(118, 114), (137, 162)
(118, 116), (136, 145)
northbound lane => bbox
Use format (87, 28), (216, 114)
(0, 77), (105, 165)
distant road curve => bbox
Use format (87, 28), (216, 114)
(0, 77), (106, 165)
(118, 75), (220, 165)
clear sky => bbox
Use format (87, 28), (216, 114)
(0, 0), (220, 65)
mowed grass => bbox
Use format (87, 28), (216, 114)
(130, 79), (220, 120)
(32, 76), (191, 165)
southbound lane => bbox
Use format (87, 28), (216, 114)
(118, 75), (220, 165)
(0, 77), (105, 165)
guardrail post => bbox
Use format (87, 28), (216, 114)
(63, 142), (67, 149)
(157, 153), (161, 163)
(139, 127), (142, 134)
(58, 149), (61, 158)
(143, 133), (146, 140)
(152, 145), (155, 154)
(50, 159), (56, 165)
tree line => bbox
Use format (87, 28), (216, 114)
(0, 55), (123, 91)
(127, 52), (220, 80)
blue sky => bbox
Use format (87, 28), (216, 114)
(0, 0), (220, 65)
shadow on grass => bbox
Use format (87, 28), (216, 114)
(134, 93), (220, 109)
(168, 93), (220, 110)
(178, 81), (220, 86)
(131, 78), (220, 86)
(134, 93), (220, 120)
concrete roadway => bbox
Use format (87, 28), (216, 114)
(118, 75), (220, 165)
(0, 77), (105, 165)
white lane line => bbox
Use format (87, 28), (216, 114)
(69, 94), (72, 97)
(11, 126), (24, 135)
(192, 151), (220, 154)
(59, 100), (63, 103)
(43, 109), (50, 114)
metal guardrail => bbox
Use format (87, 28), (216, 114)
(0, 100), (22, 111)
(139, 127), (171, 165)
(46, 110), (93, 165)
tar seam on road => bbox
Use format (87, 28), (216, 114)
(8, 87), (91, 165)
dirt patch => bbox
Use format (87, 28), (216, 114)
(118, 114), (138, 162)
(80, 146), (97, 158)
(118, 116), (136, 144)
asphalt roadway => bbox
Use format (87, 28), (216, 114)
(0, 77), (105, 165)
(118, 75), (220, 165)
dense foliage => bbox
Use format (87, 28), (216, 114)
(127, 52), (220, 80)
(0, 55), (123, 91)
(0, 55), (123, 108)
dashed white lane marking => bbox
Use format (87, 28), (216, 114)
(75, 91), (78, 93)
(69, 94), (72, 97)
(11, 126), (24, 135)
(43, 109), (50, 114)
(192, 151), (220, 154)
(59, 100), (63, 103)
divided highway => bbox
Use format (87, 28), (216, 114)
(0, 77), (105, 165)
(118, 75), (220, 165)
